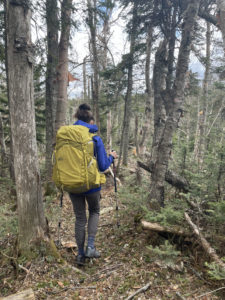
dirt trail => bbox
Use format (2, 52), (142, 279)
(44, 187), (222, 300)
(1, 186), (223, 299)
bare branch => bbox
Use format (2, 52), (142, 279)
(198, 8), (218, 27)
(137, 161), (190, 192)
(125, 282), (151, 300)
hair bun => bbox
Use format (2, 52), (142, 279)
(79, 103), (91, 111)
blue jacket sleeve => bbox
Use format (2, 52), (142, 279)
(93, 136), (114, 172)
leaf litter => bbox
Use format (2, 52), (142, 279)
(0, 185), (224, 299)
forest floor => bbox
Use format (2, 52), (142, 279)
(0, 183), (225, 299)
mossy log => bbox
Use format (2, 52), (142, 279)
(0, 289), (35, 300)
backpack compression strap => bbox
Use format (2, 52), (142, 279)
(82, 145), (89, 191)
(82, 132), (97, 191)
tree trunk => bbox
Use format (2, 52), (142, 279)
(45, 0), (59, 180)
(135, 114), (139, 156)
(151, 4), (176, 165)
(0, 111), (7, 177)
(217, 151), (225, 200)
(193, 22), (211, 167)
(101, 6), (113, 152)
(121, 2), (137, 166)
(55, 0), (72, 133)
(166, 6), (177, 91)
(83, 56), (88, 102)
(3, 0), (15, 185)
(87, 0), (100, 128)
(149, 0), (201, 208)
(139, 25), (153, 156)
(6, 0), (47, 251)
(88, 75), (91, 101)
(107, 110), (112, 152)
(150, 39), (167, 165)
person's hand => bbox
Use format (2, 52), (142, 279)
(110, 150), (117, 159)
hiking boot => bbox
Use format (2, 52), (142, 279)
(76, 254), (85, 266)
(85, 246), (101, 258)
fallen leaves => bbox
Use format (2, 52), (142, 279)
(0, 187), (223, 300)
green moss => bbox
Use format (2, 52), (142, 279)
(46, 239), (63, 262)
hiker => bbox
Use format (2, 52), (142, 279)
(70, 103), (117, 266)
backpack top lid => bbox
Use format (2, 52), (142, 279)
(56, 125), (96, 147)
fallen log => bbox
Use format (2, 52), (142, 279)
(184, 213), (225, 271)
(0, 289), (35, 300)
(137, 161), (189, 193)
(141, 220), (191, 237)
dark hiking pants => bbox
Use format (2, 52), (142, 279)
(70, 191), (100, 251)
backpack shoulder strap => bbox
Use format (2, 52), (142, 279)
(91, 134), (98, 157)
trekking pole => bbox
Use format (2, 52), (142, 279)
(113, 161), (120, 228)
(57, 190), (63, 246)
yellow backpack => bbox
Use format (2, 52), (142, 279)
(52, 125), (106, 193)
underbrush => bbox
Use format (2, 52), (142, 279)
(0, 178), (17, 240)
(118, 173), (187, 227)
(0, 203), (17, 238)
(118, 173), (225, 283)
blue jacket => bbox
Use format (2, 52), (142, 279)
(72, 120), (114, 194)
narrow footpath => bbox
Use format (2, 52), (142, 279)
(41, 186), (222, 300)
